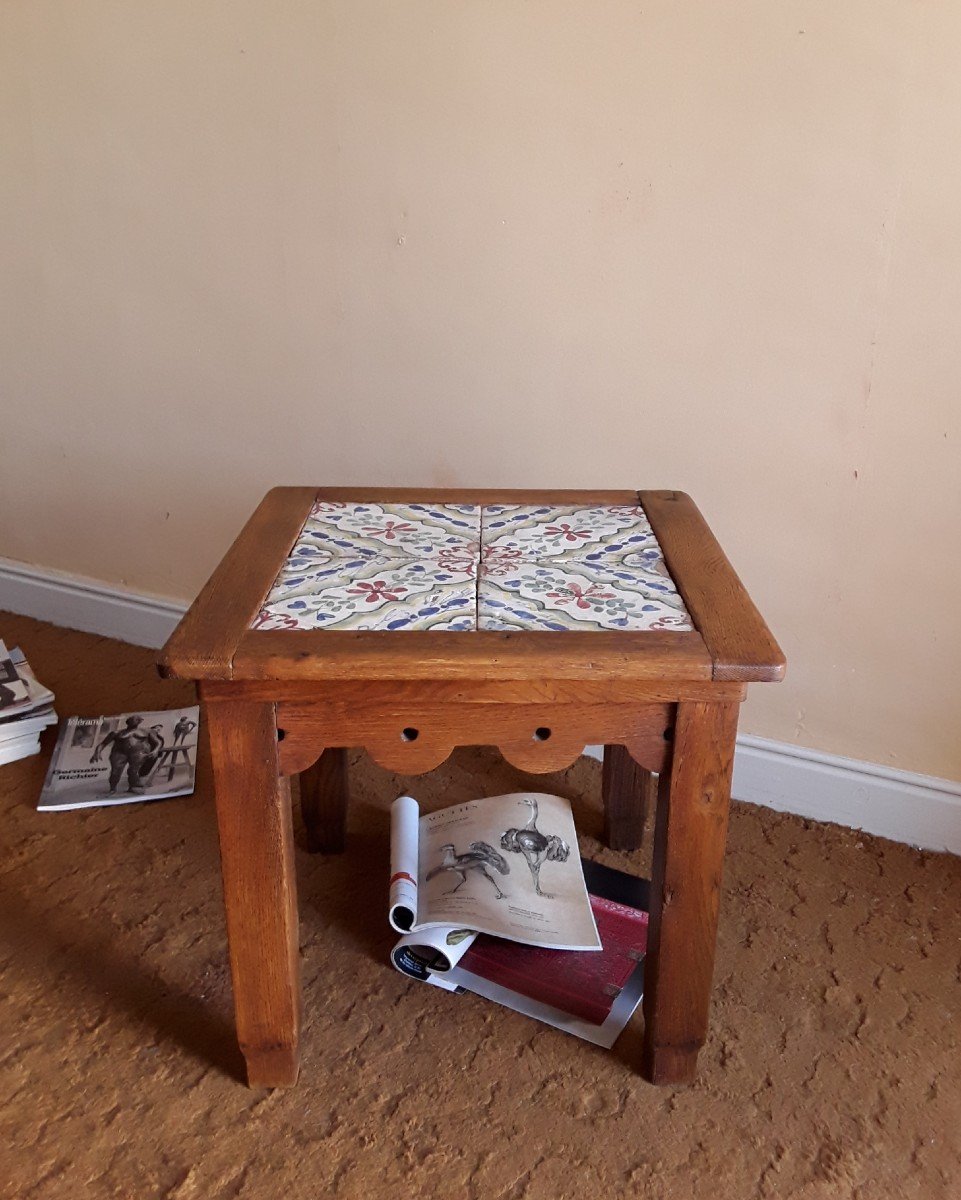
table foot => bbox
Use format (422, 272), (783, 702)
(641, 1041), (700, 1086)
(244, 1042), (301, 1089)
(300, 747), (349, 853)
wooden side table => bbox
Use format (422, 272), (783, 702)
(159, 488), (784, 1088)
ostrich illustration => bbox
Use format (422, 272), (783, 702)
(500, 796), (570, 898)
(426, 842), (510, 899)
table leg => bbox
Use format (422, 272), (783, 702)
(300, 747), (349, 853)
(641, 700), (739, 1085)
(602, 744), (656, 851)
(207, 699), (301, 1087)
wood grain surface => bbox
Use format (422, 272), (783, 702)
(200, 677), (747, 707)
(232, 629), (713, 683)
(602, 743), (658, 851)
(299, 747), (349, 854)
(159, 487), (316, 680)
(276, 699), (675, 777)
(207, 699), (301, 1087)
(641, 700), (740, 1084)
(313, 487), (640, 505)
(639, 490), (786, 683)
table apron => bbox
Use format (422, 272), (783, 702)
(199, 679), (747, 706)
(274, 700), (677, 775)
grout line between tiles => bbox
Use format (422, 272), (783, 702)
(475, 505), (485, 632)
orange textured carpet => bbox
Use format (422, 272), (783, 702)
(0, 611), (959, 1199)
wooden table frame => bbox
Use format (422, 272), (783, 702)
(159, 488), (784, 1088)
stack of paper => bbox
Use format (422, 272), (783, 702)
(0, 641), (57, 767)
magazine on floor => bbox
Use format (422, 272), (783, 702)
(388, 792), (600, 979)
(0, 730), (48, 767)
(0, 640), (31, 711)
(450, 860), (650, 1047)
(0, 646), (58, 766)
(37, 707), (200, 811)
(404, 858), (650, 1048)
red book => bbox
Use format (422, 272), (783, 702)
(457, 893), (649, 1025)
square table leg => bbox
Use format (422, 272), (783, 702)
(207, 699), (302, 1087)
(299, 747), (350, 854)
(602, 744), (657, 851)
(641, 700), (739, 1084)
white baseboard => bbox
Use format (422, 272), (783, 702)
(3, 555), (960, 856)
(585, 740), (961, 855)
(0, 556), (186, 650)
(729, 736), (961, 855)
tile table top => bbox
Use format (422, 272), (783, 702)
(252, 501), (693, 633)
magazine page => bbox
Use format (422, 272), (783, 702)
(390, 926), (478, 981)
(38, 707), (200, 811)
(0, 732), (42, 765)
(389, 795), (479, 981)
(0, 705), (57, 742)
(0, 649), (57, 737)
(416, 792), (600, 951)
(388, 794), (421, 932)
(0, 641), (29, 711)
(7, 648), (55, 714)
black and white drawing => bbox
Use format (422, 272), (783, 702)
(500, 795), (570, 898)
(389, 793), (601, 957)
(426, 841), (511, 899)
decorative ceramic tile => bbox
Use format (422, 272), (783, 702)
(296, 501), (480, 559)
(477, 558), (693, 632)
(263, 552), (475, 607)
(263, 553), (385, 607)
(254, 556), (476, 631)
(252, 499), (692, 633)
(481, 504), (663, 568)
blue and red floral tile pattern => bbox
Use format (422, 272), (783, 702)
(479, 504), (693, 632)
(252, 501), (692, 632)
(252, 502), (478, 631)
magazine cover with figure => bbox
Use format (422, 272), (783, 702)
(37, 707), (200, 811)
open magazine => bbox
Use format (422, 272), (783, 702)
(389, 792), (600, 978)
(38, 707), (200, 811)
(393, 837), (650, 1048)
